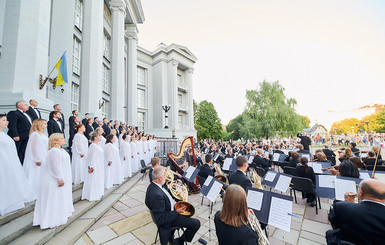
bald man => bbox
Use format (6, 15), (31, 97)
(26, 99), (41, 120)
(326, 179), (385, 245)
(297, 131), (311, 151)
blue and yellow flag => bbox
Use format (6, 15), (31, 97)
(55, 51), (68, 86)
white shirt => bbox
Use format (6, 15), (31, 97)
(54, 119), (62, 131)
(32, 107), (40, 119)
(18, 109), (32, 124)
(153, 181), (176, 211)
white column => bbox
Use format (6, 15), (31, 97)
(168, 60), (178, 129)
(186, 68), (194, 130)
(125, 24), (138, 126)
(109, 0), (126, 121)
(80, 0), (104, 116)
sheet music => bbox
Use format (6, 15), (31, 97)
(185, 166), (195, 179)
(300, 154), (310, 161)
(318, 175), (335, 188)
(359, 172), (371, 179)
(274, 175), (291, 193)
(248, 156), (254, 163)
(335, 178), (357, 201)
(268, 197), (292, 232)
(247, 190), (264, 211)
(213, 154), (219, 161)
(360, 153), (368, 158)
(264, 171), (277, 182)
(207, 180), (222, 202)
(204, 175), (213, 186)
(312, 163), (323, 174)
(272, 153), (280, 162)
(223, 158), (233, 171)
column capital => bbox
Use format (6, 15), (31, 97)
(187, 68), (194, 74)
(171, 60), (178, 67)
(125, 29), (138, 41)
(109, 0), (126, 15)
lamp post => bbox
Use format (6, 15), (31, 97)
(365, 121), (369, 134)
(162, 105), (171, 129)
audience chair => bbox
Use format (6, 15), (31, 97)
(140, 160), (150, 180)
(255, 167), (267, 178)
(290, 176), (321, 214)
(150, 210), (187, 245)
(365, 165), (385, 171)
(283, 166), (297, 176)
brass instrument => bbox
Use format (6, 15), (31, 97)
(214, 162), (228, 185)
(251, 170), (263, 189)
(165, 168), (174, 185)
(248, 211), (270, 245)
(169, 181), (196, 217)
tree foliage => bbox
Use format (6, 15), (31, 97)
(330, 118), (360, 134)
(226, 80), (308, 140)
(195, 100), (223, 140)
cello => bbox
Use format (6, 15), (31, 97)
(168, 136), (201, 193)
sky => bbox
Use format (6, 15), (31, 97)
(138, 0), (385, 130)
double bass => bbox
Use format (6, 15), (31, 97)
(168, 136), (201, 193)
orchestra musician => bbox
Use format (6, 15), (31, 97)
(214, 184), (259, 245)
(229, 156), (252, 192)
(326, 179), (385, 245)
(252, 149), (271, 171)
(145, 166), (200, 245)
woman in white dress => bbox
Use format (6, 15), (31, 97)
(104, 134), (124, 189)
(23, 119), (49, 202)
(118, 128), (126, 149)
(33, 133), (74, 229)
(137, 135), (144, 164)
(96, 127), (106, 151)
(0, 114), (28, 216)
(130, 135), (139, 173)
(71, 124), (88, 185)
(121, 134), (132, 178)
(82, 131), (105, 201)
(110, 129), (119, 149)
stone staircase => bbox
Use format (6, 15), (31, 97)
(0, 173), (142, 245)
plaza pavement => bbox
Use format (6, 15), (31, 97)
(73, 174), (333, 245)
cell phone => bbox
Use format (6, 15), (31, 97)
(198, 238), (207, 244)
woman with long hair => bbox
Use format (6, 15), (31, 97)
(82, 131), (105, 201)
(23, 119), (49, 201)
(214, 184), (259, 244)
(0, 114), (28, 215)
(104, 134), (124, 189)
(339, 148), (353, 163)
(295, 157), (316, 206)
(71, 124), (88, 185)
(33, 133), (74, 228)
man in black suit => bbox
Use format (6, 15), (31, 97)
(349, 142), (360, 157)
(198, 154), (215, 180)
(145, 166), (200, 245)
(326, 179), (385, 245)
(48, 111), (64, 136)
(229, 155), (252, 192)
(297, 132), (311, 151)
(7, 101), (33, 164)
(297, 144), (310, 154)
(213, 149), (225, 166)
(85, 118), (94, 141)
(49, 104), (65, 131)
(68, 110), (79, 149)
(26, 99), (41, 121)
(102, 118), (110, 137)
(82, 113), (90, 126)
(92, 117), (99, 129)
(252, 149), (271, 171)
(149, 157), (161, 182)
(322, 145), (336, 165)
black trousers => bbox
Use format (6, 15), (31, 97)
(159, 216), (200, 245)
(16, 138), (28, 165)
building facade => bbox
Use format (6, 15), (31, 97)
(0, 0), (196, 140)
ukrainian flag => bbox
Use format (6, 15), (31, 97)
(55, 51), (68, 86)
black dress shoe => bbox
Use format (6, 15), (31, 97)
(310, 201), (315, 207)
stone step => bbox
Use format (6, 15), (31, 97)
(8, 173), (141, 245)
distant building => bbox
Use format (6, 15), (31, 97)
(0, 0), (196, 140)
(303, 124), (329, 140)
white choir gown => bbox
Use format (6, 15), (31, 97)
(71, 133), (88, 185)
(23, 131), (48, 202)
(0, 132), (28, 216)
(33, 148), (74, 229)
(98, 136), (106, 151)
(130, 141), (139, 173)
(82, 143), (105, 201)
(104, 143), (124, 189)
(121, 141), (132, 178)
(144, 140), (151, 164)
(113, 136), (119, 149)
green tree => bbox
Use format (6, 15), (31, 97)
(195, 100), (223, 140)
(330, 118), (360, 134)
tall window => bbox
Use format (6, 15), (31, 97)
(103, 65), (110, 93)
(178, 93), (183, 105)
(177, 74), (182, 84)
(137, 67), (145, 85)
(137, 112), (145, 130)
(74, 0), (83, 30)
(102, 99), (109, 119)
(137, 89), (145, 108)
(72, 37), (81, 75)
(71, 82), (79, 111)
(178, 114), (183, 126)
(103, 34), (110, 59)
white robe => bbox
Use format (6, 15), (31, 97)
(0, 132), (28, 216)
(104, 143), (123, 189)
(33, 148), (74, 229)
(23, 132), (48, 202)
(137, 140), (144, 162)
(98, 136), (106, 152)
(143, 140), (151, 164)
(121, 141), (132, 178)
(82, 143), (104, 201)
(113, 136), (119, 149)
(130, 141), (139, 173)
(71, 133), (88, 185)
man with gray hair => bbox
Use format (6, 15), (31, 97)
(297, 131), (311, 151)
(7, 101), (33, 164)
(252, 148), (270, 171)
(145, 166), (200, 245)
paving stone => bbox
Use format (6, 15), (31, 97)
(119, 194), (131, 202)
(81, 194), (122, 220)
(291, 220), (302, 231)
(300, 230), (327, 244)
(292, 203), (306, 215)
(8, 226), (55, 245)
(319, 201), (331, 210)
(109, 211), (152, 236)
(120, 204), (148, 217)
(89, 212), (126, 231)
(119, 198), (142, 208)
(102, 232), (136, 245)
(87, 226), (118, 245)
(298, 237), (324, 245)
(112, 201), (130, 212)
(302, 219), (332, 236)
(131, 222), (157, 245)
(125, 238), (144, 245)
(272, 228), (300, 244)
(304, 207), (329, 224)
(268, 236), (286, 245)
(268, 225), (276, 237)
(73, 234), (95, 245)
(103, 208), (119, 217)
(46, 219), (94, 245)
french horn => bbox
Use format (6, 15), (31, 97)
(213, 162), (228, 185)
(165, 167), (174, 186)
(169, 181), (195, 217)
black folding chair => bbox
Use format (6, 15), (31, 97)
(365, 165), (385, 171)
(327, 156), (336, 165)
(283, 166), (297, 176)
(290, 176), (321, 214)
(140, 160), (150, 180)
(150, 210), (187, 245)
(255, 167), (267, 178)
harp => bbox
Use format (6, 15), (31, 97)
(168, 136), (201, 193)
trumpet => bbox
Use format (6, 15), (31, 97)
(248, 211), (270, 245)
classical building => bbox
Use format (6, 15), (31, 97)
(0, 0), (196, 140)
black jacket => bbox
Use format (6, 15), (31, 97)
(229, 170), (252, 192)
(198, 164), (214, 180)
(252, 155), (270, 170)
(26, 106), (41, 121)
(7, 110), (32, 140)
(47, 119), (65, 136)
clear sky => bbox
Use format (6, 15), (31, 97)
(138, 0), (385, 130)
